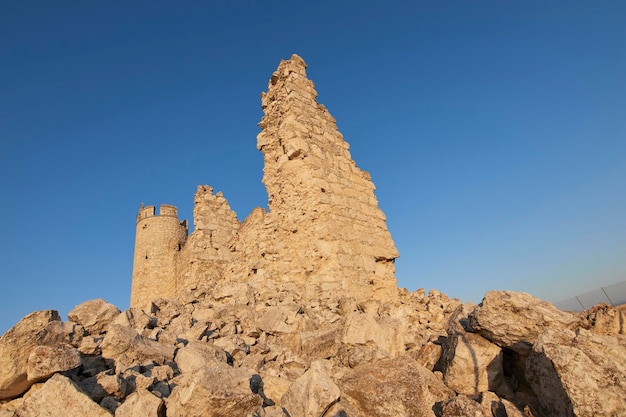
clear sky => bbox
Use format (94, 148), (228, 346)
(2, 1), (625, 334)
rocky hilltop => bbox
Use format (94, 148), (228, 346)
(1, 55), (625, 417)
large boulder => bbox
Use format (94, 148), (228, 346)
(166, 366), (263, 417)
(100, 325), (175, 371)
(441, 332), (503, 395)
(174, 341), (229, 374)
(468, 291), (577, 354)
(26, 344), (81, 381)
(339, 357), (455, 417)
(68, 299), (120, 335)
(114, 389), (164, 417)
(440, 396), (487, 417)
(526, 328), (626, 417)
(0, 310), (61, 400)
(280, 360), (340, 417)
(16, 374), (111, 417)
(577, 303), (625, 336)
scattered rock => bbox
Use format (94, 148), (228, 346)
(526, 328), (626, 417)
(440, 395), (487, 417)
(340, 357), (455, 417)
(174, 341), (228, 374)
(468, 291), (578, 354)
(441, 332), (503, 395)
(17, 374), (111, 417)
(281, 360), (340, 417)
(577, 303), (625, 335)
(1, 55), (623, 417)
(166, 366), (263, 417)
(26, 344), (81, 381)
(114, 389), (164, 417)
(100, 325), (175, 371)
(0, 310), (61, 400)
(68, 299), (121, 335)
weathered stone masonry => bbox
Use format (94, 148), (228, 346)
(130, 54), (399, 308)
(130, 204), (188, 307)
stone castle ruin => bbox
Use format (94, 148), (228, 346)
(2, 55), (625, 417)
(131, 54), (398, 309)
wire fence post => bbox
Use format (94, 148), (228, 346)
(600, 286), (615, 306)
(574, 296), (585, 311)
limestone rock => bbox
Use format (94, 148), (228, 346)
(111, 308), (156, 333)
(68, 299), (120, 335)
(441, 332), (503, 395)
(478, 391), (526, 417)
(42, 320), (85, 348)
(26, 344), (81, 381)
(339, 357), (455, 417)
(526, 328), (626, 417)
(166, 366), (263, 417)
(0, 310), (61, 400)
(114, 389), (164, 417)
(468, 291), (578, 354)
(96, 371), (131, 399)
(17, 374), (111, 417)
(298, 327), (340, 360)
(413, 341), (442, 370)
(174, 341), (229, 374)
(257, 306), (298, 335)
(440, 396), (487, 417)
(577, 303), (625, 335)
(280, 360), (340, 417)
(100, 325), (175, 371)
(259, 374), (293, 406)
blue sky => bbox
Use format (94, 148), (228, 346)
(2, 1), (625, 334)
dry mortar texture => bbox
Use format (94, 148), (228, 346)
(130, 54), (398, 309)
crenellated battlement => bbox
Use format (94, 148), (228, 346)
(136, 204), (181, 223)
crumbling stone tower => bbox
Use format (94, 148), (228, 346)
(130, 54), (400, 307)
(130, 204), (188, 308)
(230, 54), (399, 300)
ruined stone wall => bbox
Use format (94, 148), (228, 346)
(131, 54), (400, 306)
(233, 54), (399, 301)
(174, 186), (240, 294)
(130, 205), (188, 308)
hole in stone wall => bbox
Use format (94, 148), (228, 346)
(321, 188), (326, 192)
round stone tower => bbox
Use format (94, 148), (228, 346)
(130, 204), (188, 309)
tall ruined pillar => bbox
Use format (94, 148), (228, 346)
(253, 54), (399, 300)
(130, 204), (188, 308)
(174, 185), (240, 292)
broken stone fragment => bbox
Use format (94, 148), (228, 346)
(111, 308), (156, 333)
(440, 395), (487, 417)
(280, 360), (340, 417)
(526, 327), (626, 417)
(68, 299), (121, 336)
(26, 344), (81, 381)
(17, 374), (112, 417)
(0, 310), (61, 400)
(577, 303), (625, 335)
(468, 290), (578, 354)
(100, 324), (175, 372)
(441, 332), (503, 395)
(174, 341), (228, 374)
(114, 389), (164, 417)
(166, 366), (263, 417)
(339, 356), (455, 417)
